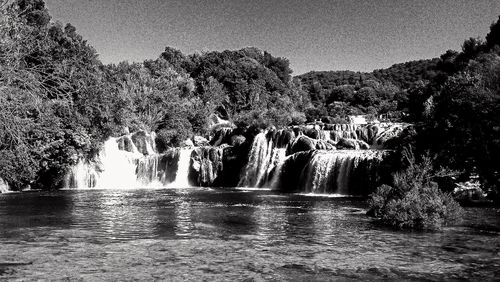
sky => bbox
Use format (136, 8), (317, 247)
(44, 0), (500, 75)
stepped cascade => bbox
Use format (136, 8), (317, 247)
(65, 122), (404, 195)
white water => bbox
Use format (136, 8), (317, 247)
(97, 138), (142, 188)
(66, 135), (157, 189)
(0, 178), (10, 193)
(168, 149), (193, 188)
(302, 150), (385, 194)
(239, 132), (287, 188)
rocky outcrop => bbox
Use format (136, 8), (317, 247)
(230, 135), (246, 146)
(155, 149), (180, 184)
(287, 135), (316, 155)
(193, 136), (210, 147)
(210, 127), (234, 146)
(131, 131), (156, 155)
(336, 138), (369, 150)
(189, 147), (224, 186)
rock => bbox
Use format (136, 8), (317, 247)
(336, 138), (360, 150)
(189, 147), (224, 186)
(181, 139), (194, 147)
(120, 126), (130, 135)
(230, 135), (246, 146)
(303, 128), (320, 139)
(210, 127), (234, 146)
(358, 140), (370, 150)
(157, 149), (179, 184)
(287, 135), (316, 155)
(453, 180), (487, 202)
(316, 140), (336, 150)
(117, 135), (135, 153)
(273, 129), (295, 148)
(131, 131), (156, 155)
(193, 136), (209, 147)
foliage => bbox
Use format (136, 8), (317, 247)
(0, 0), (122, 189)
(368, 148), (463, 230)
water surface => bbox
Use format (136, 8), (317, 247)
(0, 188), (499, 280)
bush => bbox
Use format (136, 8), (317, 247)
(368, 149), (463, 230)
(155, 118), (193, 151)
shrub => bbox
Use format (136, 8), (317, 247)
(368, 148), (463, 230)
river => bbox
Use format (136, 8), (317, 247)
(0, 188), (499, 280)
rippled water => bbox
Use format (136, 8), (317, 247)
(0, 188), (499, 281)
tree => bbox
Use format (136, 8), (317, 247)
(486, 16), (500, 50)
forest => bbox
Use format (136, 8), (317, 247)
(0, 0), (499, 203)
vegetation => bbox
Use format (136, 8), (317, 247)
(0, 0), (499, 206)
(368, 149), (463, 230)
(0, 0), (309, 190)
(296, 59), (440, 120)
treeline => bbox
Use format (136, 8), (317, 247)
(296, 17), (500, 200)
(1, 0), (499, 199)
(406, 19), (500, 200)
(296, 59), (441, 121)
(0, 0), (309, 190)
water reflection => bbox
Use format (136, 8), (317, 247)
(173, 193), (194, 237)
(0, 189), (499, 281)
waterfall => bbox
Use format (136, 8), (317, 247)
(238, 131), (288, 188)
(97, 138), (142, 188)
(66, 138), (142, 189)
(300, 150), (386, 195)
(0, 178), (10, 193)
(278, 150), (388, 195)
(65, 132), (163, 189)
(168, 148), (193, 188)
(64, 124), (400, 192)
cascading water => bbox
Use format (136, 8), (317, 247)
(168, 148), (193, 188)
(239, 131), (288, 188)
(277, 150), (388, 195)
(0, 178), (10, 193)
(66, 137), (142, 189)
(303, 150), (386, 195)
(64, 123), (401, 193)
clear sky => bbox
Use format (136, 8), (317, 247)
(44, 0), (500, 75)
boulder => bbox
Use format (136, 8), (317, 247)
(131, 131), (156, 155)
(336, 138), (360, 150)
(287, 135), (316, 155)
(230, 135), (246, 147)
(316, 140), (336, 151)
(357, 140), (370, 150)
(116, 135), (135, 153)
(157, 149), (180, 184)
(193, 136), (210, 147)
(189, 147), (224, 186)
(210, 127), (234, 146)
(303, 128), (320, 139)
(181, 138), (194, 147)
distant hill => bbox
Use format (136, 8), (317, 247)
(296, 58), (440, 91)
